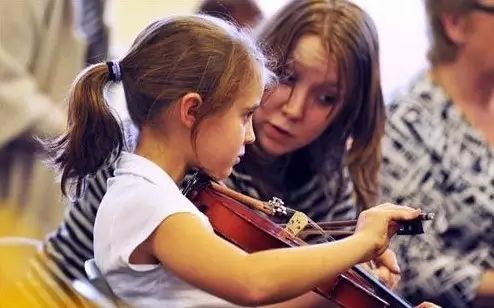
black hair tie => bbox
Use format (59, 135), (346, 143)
(106, 61), (122, 82)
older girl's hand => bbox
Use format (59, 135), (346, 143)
(371, 249), (400, 290)
(360, 249), (400, 290)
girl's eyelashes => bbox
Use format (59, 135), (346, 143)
(242, 110), (255, 123)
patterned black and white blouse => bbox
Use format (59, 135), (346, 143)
(380, 73), (494, 308)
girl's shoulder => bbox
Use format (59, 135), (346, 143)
(101, 152), (199, 217)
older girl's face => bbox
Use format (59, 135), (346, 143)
(253, 34), (344, 157)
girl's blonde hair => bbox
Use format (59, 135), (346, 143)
(46, 15), (275, 197)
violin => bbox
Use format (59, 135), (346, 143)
(182, 173), (419, 308)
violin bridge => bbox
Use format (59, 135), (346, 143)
(284, 211), (310, 237)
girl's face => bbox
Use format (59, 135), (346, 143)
(194, 80), (262, 180)
(253, 34), (344, 157)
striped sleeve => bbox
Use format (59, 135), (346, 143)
(44, 164), (114, 281)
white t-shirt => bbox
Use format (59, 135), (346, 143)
(93, 152), (239, 307)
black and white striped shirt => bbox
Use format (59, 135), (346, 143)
(44, 165), (114, 281)
(225, 163), (356, 223)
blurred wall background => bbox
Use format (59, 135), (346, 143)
(108, 0), (429, 102)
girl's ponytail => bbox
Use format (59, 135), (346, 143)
(45, 63), (123, 198)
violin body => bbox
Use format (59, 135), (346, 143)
(185, 178), (396, 308)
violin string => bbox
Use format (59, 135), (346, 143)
(305, 216), (335, 243)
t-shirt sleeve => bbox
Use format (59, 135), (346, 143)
(98, 177), (210, 272)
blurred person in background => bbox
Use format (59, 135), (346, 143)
(380, 0), (494, 307)
(0, 0), (109, 236)
(0, 0), (109, 305)
(197, 0), (263, 28)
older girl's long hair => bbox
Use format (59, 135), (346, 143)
(255, 0), (385, 210)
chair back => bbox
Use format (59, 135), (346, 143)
(0, 236), (91, 306)
(85, 259), (119, 303)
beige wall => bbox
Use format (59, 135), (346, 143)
(108, 0), (202, 53)
(105, 0), (429, 102)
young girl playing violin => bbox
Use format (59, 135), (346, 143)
(40, 0), (398, 293)
(46, 14), (422, 306)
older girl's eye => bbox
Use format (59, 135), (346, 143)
(318, 95), (338, 106)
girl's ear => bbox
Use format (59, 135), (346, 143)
(440, 12), (470, 46)
(179, 92), (203, 128)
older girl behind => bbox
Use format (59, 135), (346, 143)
(227, 0), (385, 223)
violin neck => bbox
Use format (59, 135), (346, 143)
(353, 265), (413, 308)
